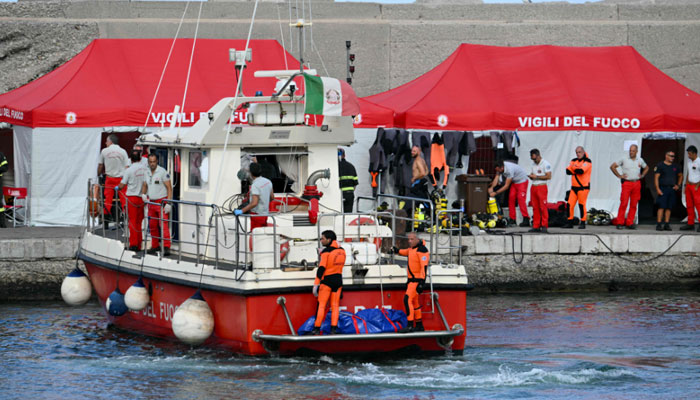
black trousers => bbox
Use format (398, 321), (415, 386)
(342, 192), (354, 213)
(0, 179), (5, 228)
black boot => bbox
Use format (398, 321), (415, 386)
(310, 327), (320, 336)
(399, 321), (414, 333)
(0, 211), (6, 228)
(330, 326), (339, 335)
(519, 217), (530, 227)
(578, 221), (586, 229)
(414, 320), (425, 332)
(562, 220), (574, 229)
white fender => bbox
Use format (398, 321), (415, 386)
(60, 268), (92, 306)
(171, 290), (214, 346)
(125, 277), (150, 311)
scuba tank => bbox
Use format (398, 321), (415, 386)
(414, 204), (426, 232)
(487, 197), (499, 214)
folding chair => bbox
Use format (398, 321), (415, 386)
(2, 186), (28, 227)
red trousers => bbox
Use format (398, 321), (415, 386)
(685, 184), (700, 225)
(126, 196), (144, 249)
(405, 281), (422, 322)
(508, 180), (529, 220)
(104, 176), (125, 215)
(617, 180), (641, 226)
(250, 213), (268, 231)
(530, 185), (548, 229)
(315, 284), (342, 328)
(148, 198), (171, 248)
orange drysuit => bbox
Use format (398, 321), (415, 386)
(565, 153), (592, 220)
(398, 239), (430, 322)
(430, 133), (449, 189)
(314, 240), (346, 328)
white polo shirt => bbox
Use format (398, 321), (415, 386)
(120, 163), (147, 197)
(99, 144), (128, 178)
(530, 159), (552, 186)
(616, 156), (647, 181)
(146, 165), (171, 200)
(688, 157), (700, 184)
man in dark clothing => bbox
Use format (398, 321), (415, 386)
(338, 148), (358, 213)
(0, 150), (7, 228)
(653, 151), (683, 231)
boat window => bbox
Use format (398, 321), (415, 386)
(189, 150), (205, 188)
(242, 148), (308, 193)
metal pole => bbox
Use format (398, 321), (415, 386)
(214, 206), (219, 269)
(195, 205), (200, 266)
(432, 292), (450, 331)
(277, 296), (296, 335)
(159, 201), (164, 259)
(273, 218), (278, 269)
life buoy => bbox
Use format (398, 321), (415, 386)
(280, 240), (290, 262)
(348, 217), (382, 251)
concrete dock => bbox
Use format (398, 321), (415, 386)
(1, 224), (698, 300)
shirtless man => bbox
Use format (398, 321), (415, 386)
(409, 145), (429, 204)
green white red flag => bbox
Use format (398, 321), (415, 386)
(303, 73), (360, 117)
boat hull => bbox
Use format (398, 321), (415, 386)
(84, 261), (467, 356)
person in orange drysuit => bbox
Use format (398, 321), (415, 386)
(311, 230), (346, 335)
(564, 146), (592, 229)
(393, 232), (429, 333)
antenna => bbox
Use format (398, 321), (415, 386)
(290, 19), (312, 74)
(229, 48), (253, 96)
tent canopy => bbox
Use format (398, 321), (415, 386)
(0, 38), (302, 128)
(357, 44), (700, 132)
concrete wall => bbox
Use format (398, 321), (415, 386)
(0, 237), (79, 301)
(1, 232), (697, 299)
(1, 1), (700, 96)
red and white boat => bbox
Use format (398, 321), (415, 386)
(75, 48), (469, 357)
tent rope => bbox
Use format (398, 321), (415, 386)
(142, 1), (191, 130)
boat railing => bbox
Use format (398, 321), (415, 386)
(85, 179), (130, 245)
(85, 182), (282, 273)
(355, 193), (464, 264)
(316, 210), (396, 262)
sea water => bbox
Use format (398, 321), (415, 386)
(1, 292), (698, 399)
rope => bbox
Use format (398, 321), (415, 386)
(176, 0), (205, 137)
(307, 1), (329, 76)
(586, 232), (688, 263)
(494, 230), (691, 264)
(276, 3), (289, 70)
(142, 1), (190, 130)
(207, 0), (260, 258)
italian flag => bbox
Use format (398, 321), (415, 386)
(303, 73), (360, 117)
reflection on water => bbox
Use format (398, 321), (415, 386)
(0, 292), (698, 399)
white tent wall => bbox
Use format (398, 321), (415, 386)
(515, 130), (645, 220)
(30, 127), (102, 226)
(683, 133), (700, 221)
(12, 126), (32, 222)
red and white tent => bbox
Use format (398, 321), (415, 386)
(351, 44), (700, 216)
(0, 38), (300, 225)
(356, 44), (700, 132)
